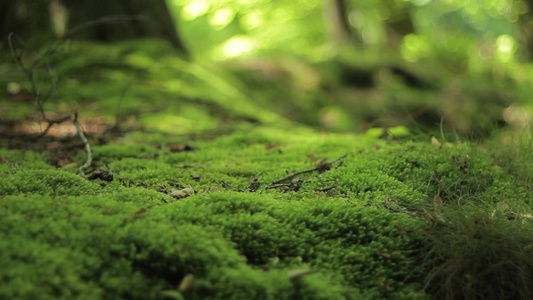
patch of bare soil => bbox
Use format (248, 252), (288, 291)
(0, 115), (111, 168)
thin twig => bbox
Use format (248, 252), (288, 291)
(8, 33), (93, 178)
(265, 183), (292, 189)
(9, 32), (65, 131)
(8, 33), (37, 93)
(331, 152), (348, 164)
(272, 167), (318, 184)
(271, 153), (349, 184)
(265, 178), (309, 191)
(33, 115), (72, 139)
(314, 184), (337, 192)
(220, 180), (243, 192)
(72, 113), (92, 177)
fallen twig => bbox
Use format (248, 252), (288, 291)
(247, 174), (261, 192)
(265, 177), (308, 192)
(330, 152), (348, 164)
(220, 180), (243, 192)
(72, 113), (92, 177)
(265, 183), (291, 189)
(272, 167), (317, 184)
(33, 115), (72, 139)
(314, 184), (337, 192)
(271, 153), (349, 184)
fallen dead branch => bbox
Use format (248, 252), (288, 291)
(271, 153), (348, 184)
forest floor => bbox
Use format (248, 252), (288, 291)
(1, 40), (532, 299)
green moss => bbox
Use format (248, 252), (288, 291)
(90, 143), (159, 160)
(1, 37), (532, 298)
(1, 169), (98, 196)
(0, 102), (36, 122)
(0, 188), (426, 299)
(144, 192), (426, 297)
(422, 207), (533, 299)
(3, 124), (531, 298)
(0, 149), (49, 170)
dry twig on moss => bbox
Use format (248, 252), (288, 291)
(8, 33), (92, 178)
(271, 153), (348, 184)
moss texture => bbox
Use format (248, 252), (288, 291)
(2, 126), (532, 299)
(1, 40), (532, 299)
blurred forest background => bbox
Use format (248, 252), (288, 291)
(1, 0), (532, 138)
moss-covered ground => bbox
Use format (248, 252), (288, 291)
(1, 40), (532, 299)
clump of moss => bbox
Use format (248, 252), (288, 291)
(90, 143), (159, 160)
(1, 122), (530, 299)
(486, 130), (533, 194)
(327, 141), (529, 211)
(0, 149), (50, 170)
(0, 187), (427, 299)
(421, 206), (533, 299)
(1, 169), (99, 196)
(148, 192), (427, 298)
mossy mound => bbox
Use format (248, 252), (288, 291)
(0, 189), (424, 299)
(1, 40), (532, 299)
(1, 126), (532, 299)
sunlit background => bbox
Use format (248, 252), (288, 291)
(168, 0), (524, 66)
(2, 0), (532, 137)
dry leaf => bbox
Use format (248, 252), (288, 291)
(265, 142), (277, 150)
(423, 209), (436, 227)
(433, 194), (443, 207)
(178, 274), (195, 292)
(288, 269), (311, 280)
(431, 137), (442, 149)
(170, 144), (196, 153)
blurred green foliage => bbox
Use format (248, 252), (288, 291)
(165, 0), (533, 135)
(168, 0), (525, 66)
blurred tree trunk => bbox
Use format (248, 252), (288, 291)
(0, 0), (188, 55)
(324, 0), (359, 47)
(518, 0), (533, 60)
(0, 0), (54, 46)
(384, 13), (415, 48)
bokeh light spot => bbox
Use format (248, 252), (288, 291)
(496, 34), (516, 62)
(181, 0), (209, 21)
(209, 8), (235, 29)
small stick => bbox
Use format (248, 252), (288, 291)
(33, 115), (72, 139)
(72, 113), (92, 177)
(314, 184), (337, 192)
(272, 167), (317, 184)
(271, 153), (349, 184)
(220, 180), (242, 192)
(330, 152), (348, 164)
(265, 183), (291, 189)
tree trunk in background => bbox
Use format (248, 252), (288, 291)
(324, 0), (359, 47)
(384, 13), (415, 48)
(0, 0), (55, 47)
(63, 0), (188, 54)
(0, 0), (188, 55)
(518, 0), (533, 60)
